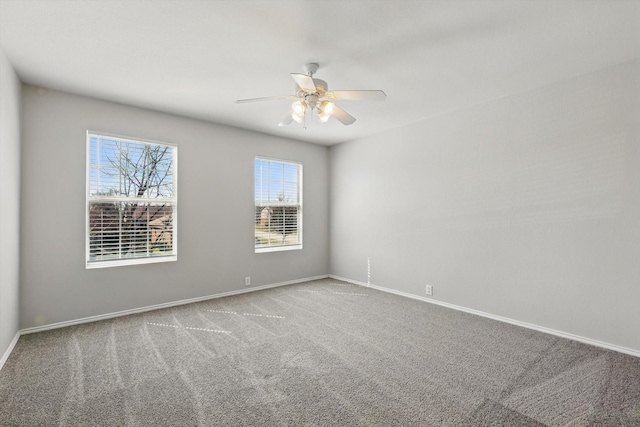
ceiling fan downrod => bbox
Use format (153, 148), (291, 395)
(304, 62), (319, 77)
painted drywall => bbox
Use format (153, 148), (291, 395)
(0, 48), (21, 360)
(19, 86), (329, 329)
(330, 59), (640, 353)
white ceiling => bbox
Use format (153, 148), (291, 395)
(1, 0), (639, 146)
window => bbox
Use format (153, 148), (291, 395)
(86, 132), (177, 268)
(255, 157), (302, 252)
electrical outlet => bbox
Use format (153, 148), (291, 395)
(425, 285), (433, 296)
(245, 276), (251, 286)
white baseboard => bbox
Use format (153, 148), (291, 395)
(329, 275), (640, 359)
(20, 275), (329, 336)
(9, 272), (637, 371)
(0, 332), (20, 371)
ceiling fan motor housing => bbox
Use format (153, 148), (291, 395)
(295, 78), (328, 110)
(297, 78), (328, 98)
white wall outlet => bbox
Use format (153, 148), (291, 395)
(425, 285), (433, 296)
(245, 276), (251, 286)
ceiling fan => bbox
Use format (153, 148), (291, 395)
(235, 63), (386, 127)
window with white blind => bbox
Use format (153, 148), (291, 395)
(255, 157), (302, 252)
(86, 132), (177, 268)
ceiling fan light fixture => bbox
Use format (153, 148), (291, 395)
(318, 101), (335, 123)
(292, 100), (306, 115)
(291, 100), (306, 123)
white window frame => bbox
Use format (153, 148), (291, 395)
(255, 156), (303, 253)
(86, 131), (178, 268)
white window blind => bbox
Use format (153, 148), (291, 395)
(86, 132), (177, 268)
(255, 157), (302, 252)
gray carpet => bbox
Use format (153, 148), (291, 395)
(1, 278), (639, 426)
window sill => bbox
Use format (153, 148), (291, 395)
(86, 255), (177, 269)
(255, 245), (302, 254)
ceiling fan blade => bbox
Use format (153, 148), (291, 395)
(324, 90), (386, 101)
(291, 73), (316, 93)
(235, 95), (295, 104)
(332, 105), (356, 125)
(278, 114), (293, 127)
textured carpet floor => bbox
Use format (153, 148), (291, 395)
(1, 278), (639, 426)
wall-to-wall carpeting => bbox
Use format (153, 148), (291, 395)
(1, 279), (639, 426)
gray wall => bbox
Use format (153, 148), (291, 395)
(11, 58), (640, 354)
(0, 48), (21, 359)
(330, 59), (640, 352)
(20, 86), (329, 329)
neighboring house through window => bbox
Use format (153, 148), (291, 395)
(255, 157), (302, 252)
(86, 132), (177, 268)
